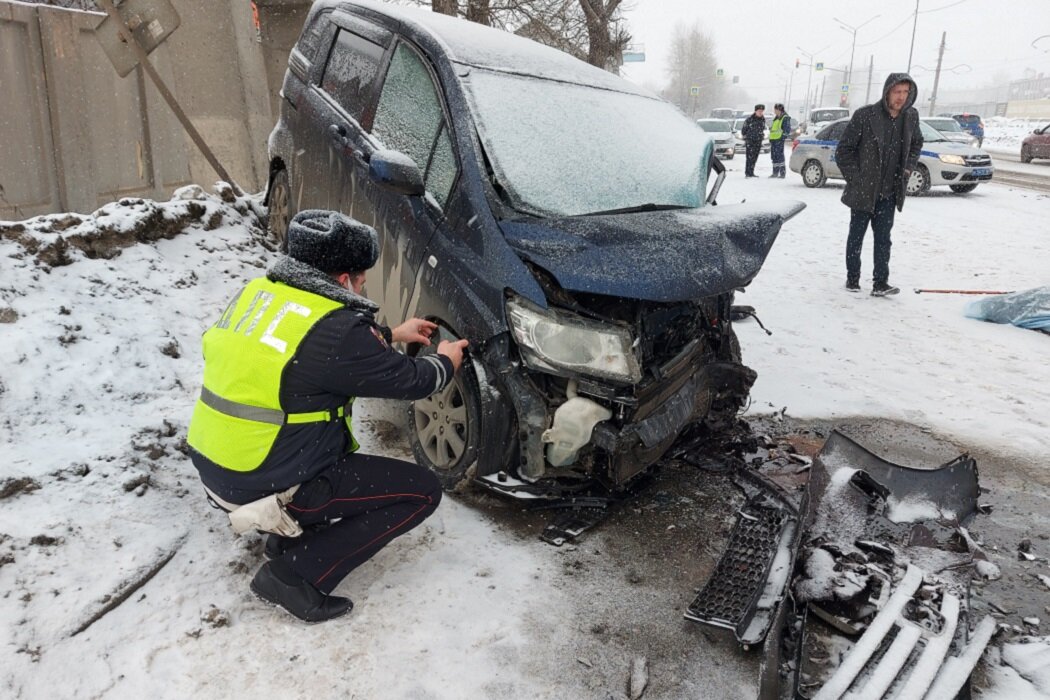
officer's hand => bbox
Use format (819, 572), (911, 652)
(392, 318), (438, 346)
(437, 339), (469, 372)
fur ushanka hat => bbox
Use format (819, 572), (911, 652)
(286, 210), (379, 274)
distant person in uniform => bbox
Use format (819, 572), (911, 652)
(187, 210), (468, 622)
(742, 104), (766, 177)
(835, 73), (923, 296)
(768, 103), (792, 178)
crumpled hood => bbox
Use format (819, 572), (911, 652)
(882, 72), (918, 112)
(500, 201), (805, 303)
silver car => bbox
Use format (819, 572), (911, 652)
(695, 118), (736, 159)
(921, 117), (980, 147)
(789, 118), (994, 195)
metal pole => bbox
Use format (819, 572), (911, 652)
(787, 68), (795, 115)
(907, 0), (920, 74)
(866, 54), (874, 104)
(97, 0), (242, 195)
(929, 31), (946, 116)
(819, 74), (826, 107)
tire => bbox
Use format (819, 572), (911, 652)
(949, 183), (978, 194)
(266, 169), (292, 252)
(906, 164), (931, 196)
(409, 339), (482, 491)
(801, 159), (827, 188)
(1021, 148), (1033, 164)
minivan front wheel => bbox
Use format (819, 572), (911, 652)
(802, 159), (827, 188)
(266, 169), (292, 251)
(409, 343), (482, 491)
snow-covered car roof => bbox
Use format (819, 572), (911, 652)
(313, 0), (652, 98)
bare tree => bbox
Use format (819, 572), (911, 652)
(431, 0), (459, 15)
(663, 22), (721, 118)
(578, 0), (630, 71)
(412, 0), (629, 70)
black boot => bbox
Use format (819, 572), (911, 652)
(250, 560), (353, 623)
(846, 277), (861, 292)
(871, 280), (900, 297)
(264, 534), (291, 560)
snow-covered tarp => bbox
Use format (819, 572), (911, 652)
(964, 287), (1050, 332)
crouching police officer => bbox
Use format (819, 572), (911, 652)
(187, 210), (468, 622)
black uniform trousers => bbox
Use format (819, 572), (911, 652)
(745, 141), (762, 176)
(279, 452), (442, 594)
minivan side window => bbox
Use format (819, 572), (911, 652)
(321, 29), (385, 122)
(296, 10), (331, 62)
(372, 43), (458, 208)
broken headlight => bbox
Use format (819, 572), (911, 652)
(506, 296), (642, 384)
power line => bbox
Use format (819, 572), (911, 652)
(919, 0), (971, 13)
(858, 13), (914, 47)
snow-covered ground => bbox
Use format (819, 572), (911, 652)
(2, 163), (1048, 698)
(985, 117), (1050, 151)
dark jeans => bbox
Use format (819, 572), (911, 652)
(770, 139), (785, 168)
(846, 196), (896, 284)
(282, 453), (442, 593)
(745, 142), (761, 175)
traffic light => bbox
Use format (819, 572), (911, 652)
(796, 58), (800, 68)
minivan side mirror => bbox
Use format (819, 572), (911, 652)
(368, 149), (425, 196)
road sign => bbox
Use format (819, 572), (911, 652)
(841, 84), (850, 93)
(622, 51), (646, 63)
(716, 68), (724, 78)
(96, 0), (181, 77)
(732, 75), (739, 84)
(815, 62), (824, 71)
(689, 86), (700, 96)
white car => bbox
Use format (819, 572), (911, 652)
(921, 117), (980, 147)
(804, 107), (849, 135)
(789, 118), (994, 194)
(695, 118), (736, 159)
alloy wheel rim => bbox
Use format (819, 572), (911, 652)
(413, 377), (468, 468)
(804, 164), (821, 184)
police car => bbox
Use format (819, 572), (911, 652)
(789, 118), (994, 194)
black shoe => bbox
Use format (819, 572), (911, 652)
(768, 173), (779, 178)
(846, 278), (861, 292)
(778, 172), (786, 178)
(250, 560), (353, 623)
(871, 281), (900, 297)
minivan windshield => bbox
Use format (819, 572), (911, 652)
(463, 69), (711, 217)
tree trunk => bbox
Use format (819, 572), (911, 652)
(465, 0), (491, 25)
(578, 0), (625, 71)
(431, 0), (458, 16)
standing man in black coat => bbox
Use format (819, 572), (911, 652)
(835, 73), (923, 296)
(742, 104), (766, 177)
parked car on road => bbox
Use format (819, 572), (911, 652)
(696, 118), (735, 159)
(804, 107), (849, 134)
(709, 107), (735, 120)
(266, 0), (803, 497)
(921, 117), (980, 147)
(789, 118), (994, 194)
(949, 113), (985, 147)
(1021, 123), (1050, 163)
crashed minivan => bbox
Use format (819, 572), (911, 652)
(266, 0), (803, 497)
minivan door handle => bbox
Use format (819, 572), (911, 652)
(328, 124), (348, 146)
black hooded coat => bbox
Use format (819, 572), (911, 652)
(835, 73), (923, 213)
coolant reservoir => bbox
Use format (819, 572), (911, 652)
(542, 397), (612, 467)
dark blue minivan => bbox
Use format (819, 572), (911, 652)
(265, 0), (803, 497)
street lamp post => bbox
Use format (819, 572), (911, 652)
(833, 14), (880, 109)
(797, 44), (830, 121)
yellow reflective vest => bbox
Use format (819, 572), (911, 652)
(188, 277), (358, 472)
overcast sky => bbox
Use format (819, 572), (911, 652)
(618, 0), (1050, 105)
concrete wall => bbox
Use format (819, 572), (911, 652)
(0, 0), (311, 219)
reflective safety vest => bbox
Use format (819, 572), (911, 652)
(770, 116), (785, 141)
(188, 277), (358, 473)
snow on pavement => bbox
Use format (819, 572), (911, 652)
(1, 161), (1049, 698)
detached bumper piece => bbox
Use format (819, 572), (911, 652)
(782, 430), (994, 700)
(685, 469), (801, 647)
